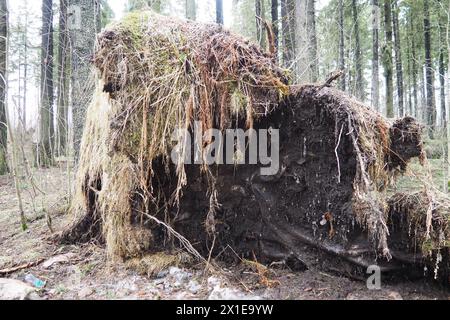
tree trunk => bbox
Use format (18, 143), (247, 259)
(70, 0), (101, 158)
(423, 0), (435, 138)
(438, 5), (446, 129)
(446, 0), (450, 193)
(294, 0), (309, 82)
(383, 0), (394, 118)
(271, 0), (279, 61)
(216, 0), (223, 25)
(57, 0), (70, 156)
(439, 49), (446, 128)
(409, 13), (418, 118)
(352, 0), (363, 101)
(406, 33), (412, 116)
(281, 0), (295, 69)
(392, 0), (404, 117)
(22, 12), (28, 131)
(371, 0), (380, 111)
(420, 65), (427, 122)
(307, 0), (318, 82)
(256, 0), (267, 50)
(152, 0), (161, 12)
(128, 0), (161, 12)
(338, 0), (345, 91)
(39, 0), (55, 167)
(0, 0), (7, 175)
(186, 0), (196, 21)
(5, 98), (27, 230)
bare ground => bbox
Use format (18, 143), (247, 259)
(0, 167), (448, 300)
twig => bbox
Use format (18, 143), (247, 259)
(137, 209), (212, 270)
(335, 124), (344, 183)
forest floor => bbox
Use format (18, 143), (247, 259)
(0, 161), (449, 300)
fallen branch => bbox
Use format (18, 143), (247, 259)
(0, 259), (45, 275)
(321, 70), (344, 88)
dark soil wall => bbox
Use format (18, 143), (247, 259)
(147, 86), (362, 266)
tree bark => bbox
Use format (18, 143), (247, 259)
(151, 0), (161, 12)
(294, 0), (309, 82)
(307, 0), (318, 82)
(420, 65), (427, 122)
(272, 0), (279, 62)
(0, 0), (7, 175)
(256, 0), (266, 49)
(446, 0), (450, 193)
(69, 0), (101, 158)
(22, 12), (28, 131)
(392, 0), (404, 117)
(371, 0), (380, 111)
(383, 0), (394, 118)
(186, 0), (196, 21)
(423, 0), (435, 137)
(409, 12), (418, 118)
(406, 33), (412, 116)
(338, 0), (345, 91)
(39, 0), (55, 167)
(128, 0), (161, 12)
(57, 0), (70, 155)
(216, 0), (223, 25)
(352, 0), (363, 100)
(438, 4), (446, 129)
(281, 0), (295, 69)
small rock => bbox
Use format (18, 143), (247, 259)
(209, 287), (261, 300)
(168, 267), (191, 283)
(155, 270), (169, 279)
(387, 291), (403, 300)
(173, 280), (183, 288)
(78, 287), (95, 299)
(43, 253), (76, 269)
(169, 267), (182, 276)
(187, 280), (202, 294)
(209, 285), (261, 300)
(345, 293), (358, 300)
(117, 279), (138, 292)
(0, 278), (37, 300)
(207, 276), (221, 288)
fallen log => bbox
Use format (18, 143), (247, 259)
(61, 11), (448, 285)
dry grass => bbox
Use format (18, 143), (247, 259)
(64, 11), (289, 261)
(126, 252), (193, 277)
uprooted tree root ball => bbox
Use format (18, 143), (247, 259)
(61, 11), (449, 284)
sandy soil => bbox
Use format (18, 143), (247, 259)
(0, 168), (448, 300)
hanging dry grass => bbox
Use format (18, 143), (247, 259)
(63, 11), (289, 260)
(388, 191), (450, 280)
